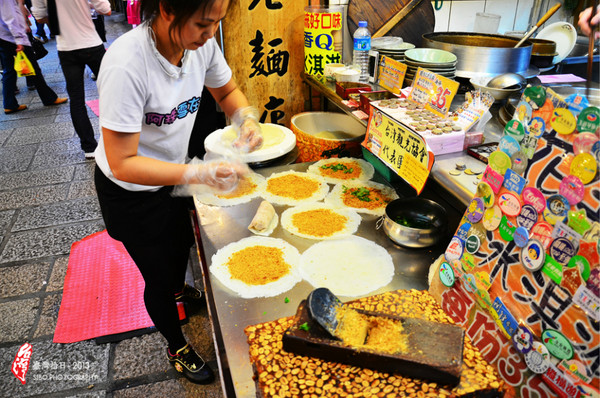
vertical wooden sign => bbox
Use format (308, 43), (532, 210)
(222, 0), (305, 128)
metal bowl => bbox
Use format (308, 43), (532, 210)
(383, 198), (448, 248)
(469, 76), (523, 101)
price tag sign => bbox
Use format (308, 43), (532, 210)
(376, 55), (407, 95)
(408, 67), (460, 118)
(363, 107), (434, 194)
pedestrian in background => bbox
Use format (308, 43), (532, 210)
(23, 0), (48, 42)
(0, 0), (67, 114)
(32, 0), (111, 159)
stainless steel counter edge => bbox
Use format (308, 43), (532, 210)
(192, 162), (451, 397)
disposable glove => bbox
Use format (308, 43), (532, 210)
(231, 106), (263, 153)
(182, 157), (250, 193)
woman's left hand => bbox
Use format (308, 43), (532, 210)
(231, 106), (263, 153)
(233, 118), (263, 153)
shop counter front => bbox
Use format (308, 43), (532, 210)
(192, 162), (458, 397)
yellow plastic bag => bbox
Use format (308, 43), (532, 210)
(14, 51), (35, 77)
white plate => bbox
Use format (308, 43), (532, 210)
(204, 123), (296, 164)
(536, 22), (577, 64)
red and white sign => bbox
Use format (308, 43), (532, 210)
(11, 343), (32, 384)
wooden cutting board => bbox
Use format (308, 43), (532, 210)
(347, 0), (435, 46)
(282, 300), (464, 386)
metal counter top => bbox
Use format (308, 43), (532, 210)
(193, 162), (450, 398)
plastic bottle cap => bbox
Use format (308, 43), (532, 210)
(358, 21), (367, 27)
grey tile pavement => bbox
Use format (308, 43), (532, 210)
(0, 12), (223, 398)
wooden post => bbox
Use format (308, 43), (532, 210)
(222, 0), (305, 128)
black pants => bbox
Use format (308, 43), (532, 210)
(58, 45), (105, 152)
(94, 166), (194, 350)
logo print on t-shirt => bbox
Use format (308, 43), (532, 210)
(145, 96), (201, 126)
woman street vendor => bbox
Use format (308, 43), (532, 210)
(94, 0), (261, 385)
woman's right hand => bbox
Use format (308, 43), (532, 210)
(184, 160), (249, 192)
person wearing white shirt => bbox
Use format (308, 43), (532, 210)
(93, 0), (262, 386)
(32, 0), (111, 158)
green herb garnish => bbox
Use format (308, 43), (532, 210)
(284, 297), (290, 303)
(321, 163), (354, 174)
(350, 187), (372, 202)
(299, 322), (310, 331)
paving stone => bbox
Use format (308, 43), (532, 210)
(35, 138), (82, 155)
(0, 262), (50, 298)
(0, 339), (109, 397)
(113, 333), (170, 381)
(47, 256), (69, 292)
(112, 379), (186, 398)
(65, 391), (107, 398)
(0, 166), (74, 192)
(0, 184), (69, 211)
(0, 145), (37, 173)
(5, 122), (76, 146)
(12, 197), (102, 232)
(68, 180), (98, 200)
(183, 305), (217, 363)
(0, 116), (53, 131)
(182, 377), (225, 398)
(75, 162), (97, 181)
(31, 151), (90, 170)
(0, 209), (15, 231)
(0, 223), (105, 263)
(0, 127), (10, 146)
(0, 298), (39, 343)
(33, 293), (62, 339)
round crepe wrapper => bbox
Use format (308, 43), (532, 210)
(210, 236), (301, 298)
(262, 170), (329, 206)
(194, 172), (266, 207)
(280, 203), (361, 240)
(307, 157), (375, 184)
(299, 236), (394, 297)
(325, 180), (399, 216)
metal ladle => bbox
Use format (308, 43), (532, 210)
(486, 72), (526, 89)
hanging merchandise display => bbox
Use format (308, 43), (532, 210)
(429, 85), (599, 397)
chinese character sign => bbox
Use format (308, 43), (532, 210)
(304, 6), (343, 77)
(363, 107), (434, 194)
(429, 86), (600, 397)
(223, 0), (304, 127)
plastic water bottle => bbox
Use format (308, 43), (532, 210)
(353, 21), (371, 82)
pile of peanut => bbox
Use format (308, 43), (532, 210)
(245, 289), (503, 398)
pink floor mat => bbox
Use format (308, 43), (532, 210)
(54, 230), (154, 343)
(85, 99), (100, 117)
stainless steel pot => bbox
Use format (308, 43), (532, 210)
(383, 197), (448, 248)
(422, 32), (533, 79)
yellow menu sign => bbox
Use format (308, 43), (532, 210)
(408, 67), (459, 117)
(304, 7), (343, 77)
(362, 107), (434, 194)
(377, 56), (407, 94)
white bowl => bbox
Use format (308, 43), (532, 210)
(334, 67), (361, 82)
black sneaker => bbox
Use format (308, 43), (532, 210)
(174, 284), (203, 302)
(167, 344), (215, 384)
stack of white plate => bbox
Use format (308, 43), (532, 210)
(372, 37), (415, 62)
(403, 48), (457, 86)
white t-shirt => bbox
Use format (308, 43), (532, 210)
(32, 0), (110, 51)
(95, 22), (232, 192)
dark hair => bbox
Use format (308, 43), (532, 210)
(140, 0), (222, 37)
